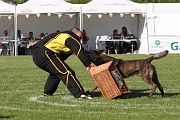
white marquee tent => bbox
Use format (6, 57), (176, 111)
(138, 3), (180, 54)
(81, 0), (147, 51)
(0, 0), (16, 38)
(16, 0), (81, 38)
(82, 0), (145, 13)
(146, 3), (180, 36)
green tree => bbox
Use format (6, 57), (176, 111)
(66, 0), (91, 4)
(3, 0), (180, 4)
(133, 0), (180, 3)
(3, 0), (28, 4)
(14, 0), (28, 4)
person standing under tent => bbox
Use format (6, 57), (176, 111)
(82, 30), (89, 51)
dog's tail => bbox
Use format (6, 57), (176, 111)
(145, 50), (169, 63)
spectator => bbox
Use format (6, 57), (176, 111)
(82, 30), (89, 51)
(27, 31), (35, 54)
(0, 30), (10, 56)
(40, 33), (45, 40)
(107, 29), (120, 54)
(121, 26), (131, 54)
(17, 30), (26, 55)
(17, 30), (21, 40)
(27, 31), (35, 40)
(29, 32), (45, 48)
(28, 32), (45, 54)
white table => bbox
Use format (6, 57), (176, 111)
(0, 40), (38, 56)
(98, 39), (137, 53)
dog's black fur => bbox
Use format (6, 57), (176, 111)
(86, 50), (169, 97)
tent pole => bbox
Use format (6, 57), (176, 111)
(79, 7), (83, 44)
(145, 5), (149, 54)
(80, 6), (83, 31)
(14, 6), (18, 56)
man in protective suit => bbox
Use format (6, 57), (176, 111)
(33, 27), (94, 99)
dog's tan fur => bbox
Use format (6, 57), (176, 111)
(86, 50), (169, 97)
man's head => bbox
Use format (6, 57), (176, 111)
(4, 30), (8, 36)
(71, 27), (82, 39)
(17, 30), (21, 35)
(113, 29), (118, 34)
(29, 32), (33, 37)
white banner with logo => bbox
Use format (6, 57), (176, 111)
(148, 35), (180, 54)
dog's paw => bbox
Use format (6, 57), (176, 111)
(85, 91), (91, 95)
(147, 94), (152, 98)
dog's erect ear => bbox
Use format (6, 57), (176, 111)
(85, 50), (99, 62)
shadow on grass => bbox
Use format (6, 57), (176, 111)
(90, 89), (150, 99)
(163, 92), (180, 98)
(0, 116), (13, 119)
(90, 89), (180, 99)
(119, 89), (151, 99)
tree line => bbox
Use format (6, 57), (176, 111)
(3, 0), (180, 4)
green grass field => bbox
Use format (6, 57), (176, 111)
(0, 53), (180, 120)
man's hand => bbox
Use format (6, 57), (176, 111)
(86, 64), (96, 71)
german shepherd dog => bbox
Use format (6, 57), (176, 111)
(86, 50), (169, 97)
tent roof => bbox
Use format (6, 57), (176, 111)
(86, 0), (138, 6)
(20, 0), (71, 6)
(152, 3), (180, 13)
(17, 0), (81, 14)
(82, 0), (145, 13)
(0, 0), (15, 14)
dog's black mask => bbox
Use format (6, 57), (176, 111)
(85, 50), (121, 66)
(85, 50), (105, 66)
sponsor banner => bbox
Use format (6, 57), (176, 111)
(148, 36), (180, 54)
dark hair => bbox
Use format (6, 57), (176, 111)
(4, 30), (8, 34)
(113, 29), (118, 34)
(29, 32), (33, 35)
(40, 33), (45, 37)
(56, 30), (60, 33)
(122, 26), (127, 36)
(82, 30), (87, 41)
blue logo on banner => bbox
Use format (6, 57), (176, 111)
(155, 40), (160, 46)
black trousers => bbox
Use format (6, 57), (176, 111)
(123, 42), (131, 54)
(33, 48), (84, 98)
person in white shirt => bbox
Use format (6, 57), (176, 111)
(0, 30), (10, 56)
